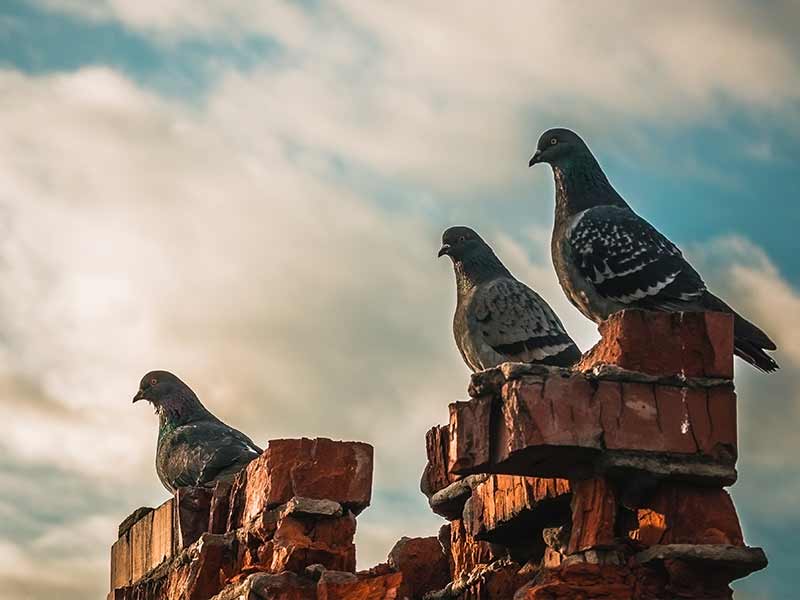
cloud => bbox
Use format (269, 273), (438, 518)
(1, 4), (799, 598)
(0, 65), (466, 594)
(686, 237), (800, 522)
(30, 1), (800, 193)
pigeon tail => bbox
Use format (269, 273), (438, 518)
(701, 292), (779, 372)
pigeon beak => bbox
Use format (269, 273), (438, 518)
(133, 390), (146, 403)
(528, 150), (543, 167)
(437, 244), (451, 258)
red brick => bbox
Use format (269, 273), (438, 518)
(110, 532), (131, 590)
(421, 425), (460, 498)
(448, 368), (737, 485)
(448, 396), (493, 474)
(465, 475), (571, 542)
(577, 310), (734, 379)
(268, 513), (357, 574)
(630, 484), (743, 547)
(449, 518), (497, 580)
(228, 438), (373, 529)
(388, 537), (450, 599)
(708, 387), (738, 460)
(568, 478), (617, 554)
(317, 570), (402, 600)
(150, 499), (175, 571)
(129, 510), (154, 583)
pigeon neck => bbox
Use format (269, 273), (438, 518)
(157, 391), (213, 433)
(454, 250), (511, 293)
(552, 154), (627, 222)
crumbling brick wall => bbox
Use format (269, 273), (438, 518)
(108, 310), (767, 600)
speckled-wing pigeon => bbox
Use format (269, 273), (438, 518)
(529, 128), (778, 372)
(133, 370), (262, 493)
(438, 226), (581, 372)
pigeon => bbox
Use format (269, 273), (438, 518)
(133, 370), (262, 494)
(529, 128), (778, 372)
(438, 226), (581, 372)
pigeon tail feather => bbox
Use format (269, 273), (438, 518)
(701, 292), (779, 372)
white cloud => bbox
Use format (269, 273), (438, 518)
(31, 1), (800, 192)
(0, 66), (466, 593)
(686, 237), (800, 520)
(2, 3), (800, 597)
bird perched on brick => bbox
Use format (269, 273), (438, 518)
(438, 226), (581, 371)
(133, 370), (262, 493)
(529, 128), (778, 372)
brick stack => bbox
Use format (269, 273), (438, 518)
(421, 310), (767, 599)
(108, 438), (422, 600)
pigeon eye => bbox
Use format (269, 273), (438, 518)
(550, 137), (558, 145)
(459, 236), (466, 242)
(149, 377), (158, 386)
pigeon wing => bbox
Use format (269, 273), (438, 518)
(567, 206), (706, 308)
(471, 278), (580, 366)
(160, 421), (261, 490)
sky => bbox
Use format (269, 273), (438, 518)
(0, 1), (798, 598)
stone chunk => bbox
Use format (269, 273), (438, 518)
(388, 536), (450, 599)
(421, 425), (461, 498)
(630, 484), (743, 547)
(428, 475), (487, 520)
(208, 481), (232, 534)
(280, 497), (344, 519)
(448, 396), (493, 474)
(448, 518), (502, 581)
(317, 569), (402, 600)
(233, 510), (357, 575)
(150, 499), (175, 571)
(448, 367), (738, 485)
(130, 509), (154, 583)
(228, 438), (373, 529)
(636, 544), (768, 581)
(568, 478), (617, 554)
(465, 475), (571, 545)
(210, 572), (315, 600)
(119, 506), (154, 538)
(576, 310), (734, 379)
(110, 530), (132, 591)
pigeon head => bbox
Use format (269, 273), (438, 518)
(133, 370), (208, 424)
(438, 226), (486, 262)
(529, 128), (590, 168)
(439, 226), (511, 286)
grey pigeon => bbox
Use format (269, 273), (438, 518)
(133, 370), (262, 493)
(529, 128), (778, 372)
(438, 226), (581, 372)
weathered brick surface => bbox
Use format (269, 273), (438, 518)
(388, 536), (449, 599)
(110, 438), (375, 598)
(449, 518), (498, 580)
(568, 478), (618, 554)
(630, 484), (744, 547)
(420, 425), (461, 498)
(576, 310), (734, 379)
(465, 475), (571, 543)
(448, 395), (494, 474)
(449, 368), (737, 485)
(316, 569), (402, 600)
(129, 509), (154, 583)
(110, 529), (132, 591)
(228, 438), (373, 530)
(150, 500), (175, 572)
